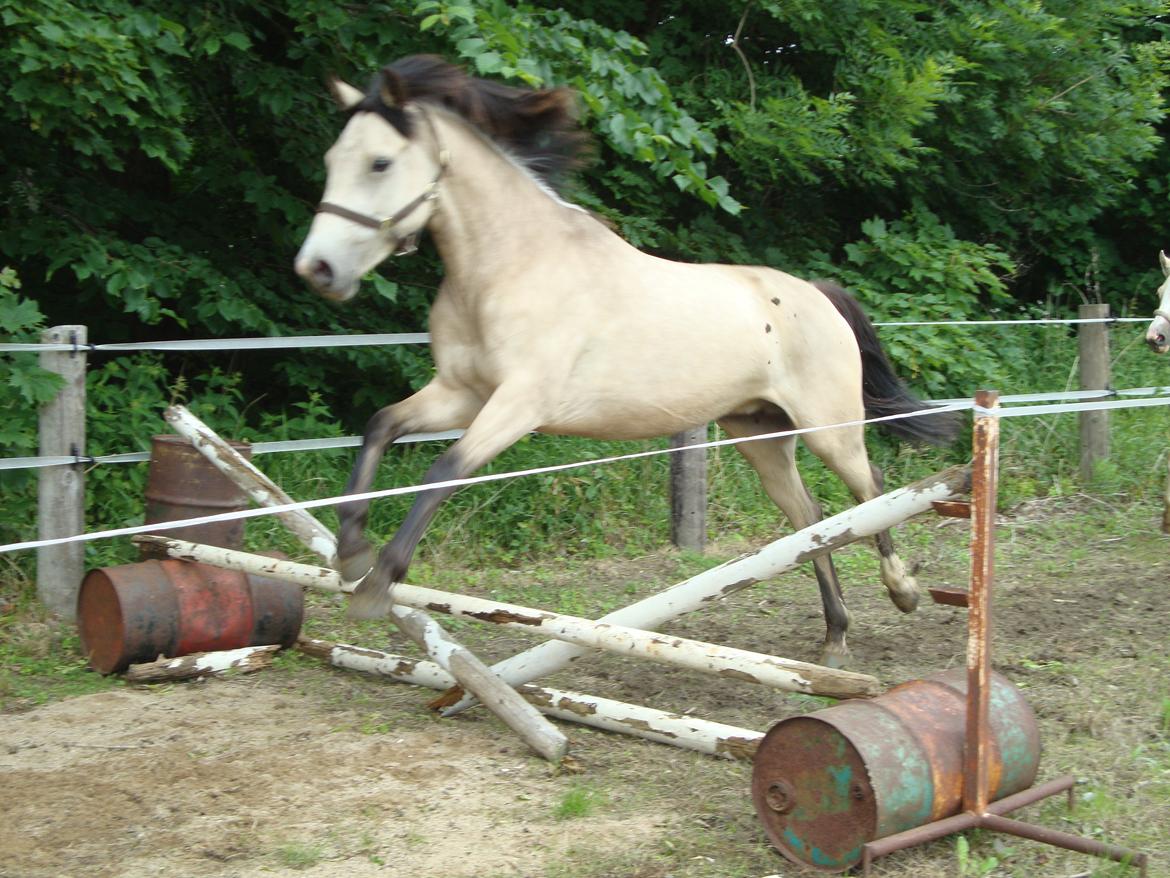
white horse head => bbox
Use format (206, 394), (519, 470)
(294, 70), (445, 302)
(1145, 250), (1170, 353)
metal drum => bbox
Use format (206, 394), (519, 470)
(77, 559), (304, 674)
(140, 434), (252, 558)
(751, 668), (1040, 871)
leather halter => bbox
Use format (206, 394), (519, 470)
(314, 110), (449, 257)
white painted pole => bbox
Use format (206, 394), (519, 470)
(37, 325), (87, 619)
(442, 464), (971, 714)
(137, 428), (567, 763)
(125, 644), (280, 683)
(387, 602), (569, 763)
(297, 638), (763, 760)
(133, 535), (882, 699)
(164, 405), (339, 565)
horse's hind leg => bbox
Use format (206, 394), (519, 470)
(799, 426), (920, 613)
(718, 415), (853, 668)
(337, 380), (481, 581)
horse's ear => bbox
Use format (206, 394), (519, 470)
(379, 66), (410, 108)
(1160, 250), (1170, 278)
(327, 76), (365, 110)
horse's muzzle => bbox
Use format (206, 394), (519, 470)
(294, 255), (358, 302)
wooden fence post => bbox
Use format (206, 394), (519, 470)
(37, 325), (88, 619)
(670, 426), (707, 552)
(1078, 303), (1111, 482)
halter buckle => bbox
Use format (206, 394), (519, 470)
(393, 233), (420, 257)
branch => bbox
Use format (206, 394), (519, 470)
(731, 2), (757, 112)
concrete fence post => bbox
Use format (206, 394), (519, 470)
(1077, 303), (1111, 482)
(670, 426), (708, 551)
(37, 324), (88, 619)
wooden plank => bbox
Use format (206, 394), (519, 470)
(37, 325), (87, 620)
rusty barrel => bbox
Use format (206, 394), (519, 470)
(751, 668), (1040, 872)
(77, 559), (304, 674)
(140, 434), (251, 558)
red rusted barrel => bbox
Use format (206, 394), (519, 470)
(751, 668), (1040, 872)
(140, 434), (252, 558)
(77, 559), (303, 674)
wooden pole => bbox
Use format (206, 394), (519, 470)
(164, 405), (338, 566)
(1078, 303), (1111, 482)
(670, 426), (707, 551)
(442, 464), (972, 714)
(133, 535), (883, 699)
(150, 421), (567, 762)
(125, 644), (280, 684)
(297, 638), (763, 760)
(37, 325), (87, 619)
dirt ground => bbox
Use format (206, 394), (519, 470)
(2, 500), (1169, 878)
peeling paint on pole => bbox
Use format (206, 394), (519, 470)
(297, 638), (763, 759)
(444, 465), (971, 715)
(135, 536), (882, 699)
(164, 405), (340, 566)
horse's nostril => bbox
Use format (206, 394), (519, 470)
(312, 259), (334, 286)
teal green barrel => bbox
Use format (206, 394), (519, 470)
(750, 668), (1040, 871)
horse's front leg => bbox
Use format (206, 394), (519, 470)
(337, 380), (481, 581)
(347, 386), (542, 619)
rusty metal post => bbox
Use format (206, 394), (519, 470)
(965, 389), (999, 814)
(854, 389), (1148, 877)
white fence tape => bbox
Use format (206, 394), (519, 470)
(10, 386), (1170, 474)
(0, 316), (1151, 354)
(0, 332), (430, 353)
(0, 430), (465, 472)
(0, 403), (971, 554)
(7, 391), (1170, 556)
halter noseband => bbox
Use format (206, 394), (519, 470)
(314, 110), (449, 257)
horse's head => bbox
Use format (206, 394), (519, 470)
(294, 68), (445, 302)
(1145, 250), (1170, 354)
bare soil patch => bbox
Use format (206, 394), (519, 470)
(3, 501), (1169, 877)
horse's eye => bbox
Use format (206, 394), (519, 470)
(371, 158), (392, 173)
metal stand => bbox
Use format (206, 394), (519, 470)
(862, 390), (1148, 876)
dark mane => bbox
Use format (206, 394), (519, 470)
(353, 55), (589, 192)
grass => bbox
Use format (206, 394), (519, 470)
(2, 324), (1170, 874)
(554, 783), (605, 820)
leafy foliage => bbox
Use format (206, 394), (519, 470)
(1, 1), (1168, 567)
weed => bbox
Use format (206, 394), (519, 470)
(273, 840), (325, 870)
(955, 835), (999, 877)
(554, 783), (603, 820)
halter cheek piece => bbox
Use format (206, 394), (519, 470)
(315, 111), (449, 258)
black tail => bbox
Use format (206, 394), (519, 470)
(813, 279), (961, 446)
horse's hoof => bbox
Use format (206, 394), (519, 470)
(346, 578), (393, 620)
(338, 542), (375, 583)
(889, 585), (920, 614)
(820, 644), (850, 670)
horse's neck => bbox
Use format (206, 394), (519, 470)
(426, 118), (584, 287)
